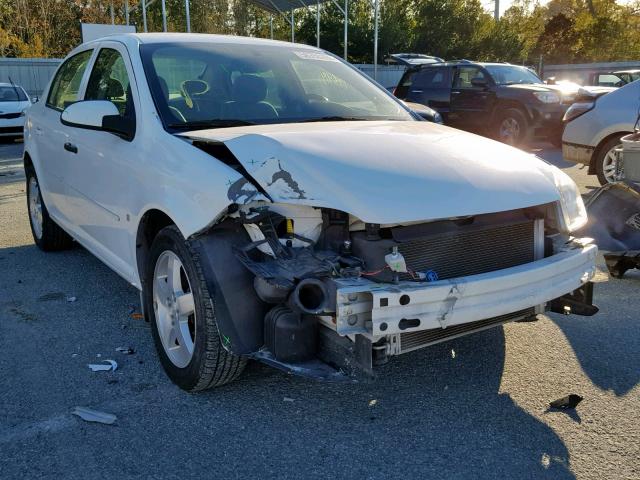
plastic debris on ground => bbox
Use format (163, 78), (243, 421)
(87, 359), (118, 372)
(115, 347), (135, 355)
(66, 296), (77, 303)
(72, 407), (117, 425)
(549, 394), (583, 410)
(368, 399), (378, 407)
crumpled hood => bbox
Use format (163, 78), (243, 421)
(182, 121), (561, 224)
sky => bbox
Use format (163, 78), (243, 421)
(496, 0), (550, 16)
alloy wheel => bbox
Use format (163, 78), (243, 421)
(153, 251), (197, 368)
(499, 117), (521, 144)
(28, 176), (43, 240)
(601, 145), (624, 183)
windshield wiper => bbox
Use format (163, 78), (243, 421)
(300, 116), (371, 123)
(168, 119), (256, 130)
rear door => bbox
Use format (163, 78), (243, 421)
(450, 65), (494, 129)
(403, 66), (452, 120)
(35, 48), (94, 220)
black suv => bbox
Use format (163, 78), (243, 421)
(394, 61), (575, 146)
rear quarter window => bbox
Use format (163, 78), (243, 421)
(394, 71), (416, 99)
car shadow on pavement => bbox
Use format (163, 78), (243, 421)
(549, 275), (640, 397)
(0, 243), (573, 479)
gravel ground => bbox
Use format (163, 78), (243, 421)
(0, 139), (638, 479)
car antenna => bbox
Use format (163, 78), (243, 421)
(7, 75), (20, 100)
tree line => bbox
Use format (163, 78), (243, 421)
(0, 0), (639, 66)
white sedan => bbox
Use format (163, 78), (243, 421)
(562, 80), (640, 185)
(0, 82), (31, 138)
(24, 33), (597, 391)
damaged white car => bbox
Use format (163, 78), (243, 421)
(24, 34), (598, 391)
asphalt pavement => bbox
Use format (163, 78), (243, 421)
(0, 138), (638, 479)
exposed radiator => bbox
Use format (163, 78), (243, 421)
(398, 220), (536, 281)
(399, 308), (535, 354)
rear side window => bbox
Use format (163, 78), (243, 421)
(414, 67), (451, 89)
(46, 50), (93, 111)
(394, 67), (451, 99)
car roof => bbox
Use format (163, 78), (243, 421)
(75, 32), (316, 52)
(412, 60), (521, 69)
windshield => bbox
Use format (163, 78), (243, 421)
(0, 85), (27, 102)
(484, 65), (542, 85)
(140, 42), (412, 130)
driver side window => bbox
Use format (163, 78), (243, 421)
(455, 67), (487, 89)
(85, 48), (135, 120)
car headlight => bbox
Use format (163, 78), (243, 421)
(562, 101), (594, 122)
(545, 165), (587, 232)
(433, 111), (443, 124)
(533, 91), (561, 104)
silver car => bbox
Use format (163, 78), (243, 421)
(562, 80), (639, 185)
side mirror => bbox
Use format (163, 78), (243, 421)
(545, 77), (557, 85)
(61, 100), (134, 141)
(470, 77), (488, 88)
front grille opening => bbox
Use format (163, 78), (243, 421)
(398, 220), (535, 281)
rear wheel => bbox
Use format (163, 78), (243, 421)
(494, 108), (529, 147)
(26, 168), (73, 251)
(595, 135), (625, 185)
(144, 226), (246, 391)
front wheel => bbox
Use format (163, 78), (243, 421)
(26, 167), (73, 251)
(144, 226), (246, 391)
(494, 108), (530, 147)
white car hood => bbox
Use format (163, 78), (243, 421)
(182, 121), (561, 224)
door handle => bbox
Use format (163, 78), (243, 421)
(64, 142), (78, 154)
(411, 89), (424, 93)
(451, 91), (461, 95)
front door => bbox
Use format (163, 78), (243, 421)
(62, 43), (139, 280)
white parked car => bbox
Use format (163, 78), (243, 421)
(0, 82), (31, 138)
(24, 34), (597, 391)
(562, 80), (640, 185)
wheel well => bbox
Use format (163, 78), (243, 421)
(492, 102), (529, 125)
(23, 152), (33, 172)
(136, 209), (176, 284)
(589, 132), (630, 174)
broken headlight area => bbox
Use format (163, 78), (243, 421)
(202, 202), (598, 380)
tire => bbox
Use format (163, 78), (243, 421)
(549, 132), (563, 148)
(25, 166), (73, 251)
(494, 108), (530, 147)
(144, 225), (246, 391)
(595, 135), (625, 186)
